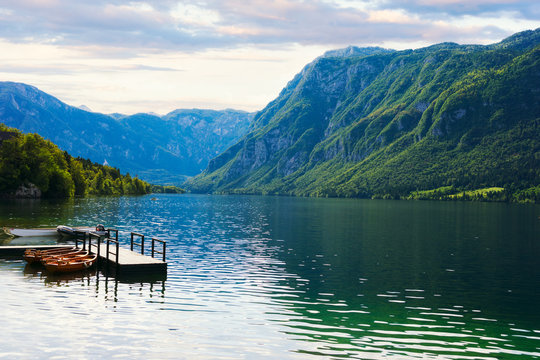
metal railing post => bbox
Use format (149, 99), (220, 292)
(107, 229), (118, 242)
(106, 238), (110, 262)
(163, 242), (166, 262)
(116, 240), (119, 265)
(150, 237), (166, 262)
(130, 232), (145, 255)
(97, 235), (101, 264)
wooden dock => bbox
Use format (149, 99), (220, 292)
(89, 243), (167, 275)
(0, 229), (167, 277)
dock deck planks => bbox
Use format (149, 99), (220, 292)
(90, 243), (167, 274)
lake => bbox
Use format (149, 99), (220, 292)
(0, 194), (539, 359)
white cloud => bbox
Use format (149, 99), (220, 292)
(366, 9), (420, 24)
(170, 3), (221, 27)
(0, 39), (327, 114)
(451, 11), (540, 35)
(0, 0), (537, 113)
(1, 0), (536, 52)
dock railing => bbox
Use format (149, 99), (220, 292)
(151, 237), (166, 262)
(74, 230), (87, 249)
(130, 232), (145, 255)
(87, 231), (103, 262)
(70, 227), (166, 277)
(107, 229), (119, 242)
(105, 238), (120, 265)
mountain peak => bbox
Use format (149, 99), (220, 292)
(322, 46), (394, 59)
(186, 29), (540, 199)
(78, 105), (92, 112)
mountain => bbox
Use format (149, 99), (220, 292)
(78, 105), (92, 112)
(321, 46), (394, 58)
(117, 109), (254, 183)
(185, 29), (540, 200)
(0, 82), (253, 185)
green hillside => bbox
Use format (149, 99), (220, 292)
(185, 29), (540, 203)
(0, 124), (151, 198)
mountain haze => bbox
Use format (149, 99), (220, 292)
(185, 29), (540, 199)
(0, 82), (253, 184)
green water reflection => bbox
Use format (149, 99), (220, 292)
(0, 195), (538, 359)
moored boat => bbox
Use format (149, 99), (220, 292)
(40, 250), (90, 264)
(7, 224), (108, 238)
(8, 228), (58, 237)
(44, 253), (98, 274)
(56, 224), (107, 238)
(23, 247), (77, 264)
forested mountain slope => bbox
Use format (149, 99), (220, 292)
(185, 29), (540, 201)
(0, 124), (150, 198)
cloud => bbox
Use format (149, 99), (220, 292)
(368, 0), (540, 19)
(0, 0), (537, 56)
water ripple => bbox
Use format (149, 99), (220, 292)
(1, 195), (539, 359)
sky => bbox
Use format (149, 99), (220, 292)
(0, 0), (538, 115)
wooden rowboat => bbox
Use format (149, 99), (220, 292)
(40, 250), (90, 264)
(44, 253), (98, 274)
(23, 247), (77, 264)
(24, 247), (75, 255)
(42, 252), (93, 266)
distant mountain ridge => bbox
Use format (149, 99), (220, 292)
(322, 46), (394, 58)
(0, 82), (253, 184)
(185, 28), (540, 200)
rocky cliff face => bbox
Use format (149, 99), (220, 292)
(203, 49), (393, 182)
(185, 29), (540, 197)
(0, 82), (253, 184)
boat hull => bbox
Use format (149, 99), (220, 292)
(9, 228), (58, 237)
(8, 225), (107, 238)
(44, 254), (97, 273)
(23, 247), (77, 264)
(40, 250), (90, 264)
(56, 225), (107, 238)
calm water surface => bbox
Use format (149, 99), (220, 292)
(0, 194), (539, 359)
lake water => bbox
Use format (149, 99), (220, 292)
(0, 194), (539, 359)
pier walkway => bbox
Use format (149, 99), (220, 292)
(0, 229), (167, 277)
